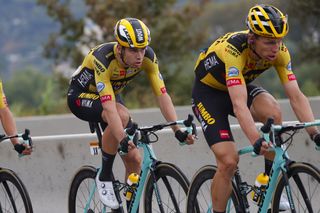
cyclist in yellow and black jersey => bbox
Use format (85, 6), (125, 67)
(0, 79), (32, 155)
(195, 30), (294, 92)
(69, 42), (165, 102)
(67, 17), (195, 209)
(191, 4), (320, 213)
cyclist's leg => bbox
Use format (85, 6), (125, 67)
(247, 85), (282, 173)
(247, 85), (290, 210)
(248, 85), (282, 125)
(121, 148), (141, 180)
(192, 82), (238, 212)
(211, 142), (238, 212)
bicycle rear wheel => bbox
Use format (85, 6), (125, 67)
(0, 168), (33, 213)
(144, 162), (190, 213)
(272, 162), (320, 213)
(186, 165), (240, 213)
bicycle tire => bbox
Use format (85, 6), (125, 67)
(186, 165), (240, 213)
(144, 162), (190, 213)
(271, 162), (320, 213)
(0, 168), (33, 213)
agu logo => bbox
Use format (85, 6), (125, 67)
(136, 29), (144, 42)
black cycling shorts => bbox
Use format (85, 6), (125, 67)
(67, 84), (124, 127)
(191, 80), (268, 147)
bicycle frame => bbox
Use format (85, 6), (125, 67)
(231, 119), (320, 213)
(84, 118), (194, 213)
(237, 145), (287, 212)
(129, 138), (158, 212)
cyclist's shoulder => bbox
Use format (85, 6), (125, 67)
(144, 46), (157, 63)
(212, 30), (248, 51)
(91, 42), (116, 60)
(88, 42), (117, 70)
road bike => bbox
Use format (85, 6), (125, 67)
(68, 115), (197, 213)
(0, 129), (33, 213)
(186, 118), (320, 213)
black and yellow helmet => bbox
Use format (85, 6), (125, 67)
(114, 18), (151, 48)
(246, 4), (288, 38)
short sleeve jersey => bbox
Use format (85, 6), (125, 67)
(70, 42), (167, 103)
(194, 30), (296, 91)
(0, 79), (8, 109)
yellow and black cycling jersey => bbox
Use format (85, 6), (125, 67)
(69, 42), (166, 103)
(0, 79), (8, 109)
(194, 30), (296, 91)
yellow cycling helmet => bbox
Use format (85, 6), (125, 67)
(114, 18), (151, 48)
(246, 4), (288, 38)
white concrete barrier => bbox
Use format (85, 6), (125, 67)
(1, 97), (319, 212)
(1, 125), (319, 212)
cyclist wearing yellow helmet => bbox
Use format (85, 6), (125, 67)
(67, 17), (195, 209)
(191, 5), (319, 213)
(0, 78), (32, 155)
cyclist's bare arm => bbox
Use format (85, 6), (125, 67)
(157, 93), (195, 145)
(0, 107), (32, 155)
(283, 80), (319, 135)
(0, 107), (19, 145)
(157, 93), (178, 131)
(228, 84), (260, 144)
(101, 100), (127, 142)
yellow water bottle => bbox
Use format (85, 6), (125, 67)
(124, 173), (139, 201)
(251, 173), (269, 205)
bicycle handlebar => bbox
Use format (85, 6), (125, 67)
(0, 129), (33, 157)
(118, 114), (197, 155)
(259, 118), (320, 151)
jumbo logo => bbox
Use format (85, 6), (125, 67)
(93, 59), (105, 73)
(197, 102), (215, 125)
(78, 93), (100, 100)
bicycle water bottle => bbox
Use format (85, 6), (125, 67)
(124, 173), (139, 201)
(251, 173), (269, 205)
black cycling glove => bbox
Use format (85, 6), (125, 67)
(14, 144), (25, 154)
(175, 130), (188, 143)
(312, 133), (320, 147)
(253, 138), (264, 155)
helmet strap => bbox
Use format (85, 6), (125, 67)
(119, 46), (130, 68)
(248, 33), (262, 60)
(251, 46), (262, 60)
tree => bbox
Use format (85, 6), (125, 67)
(36, 0), (210, 107)
(4, 68), (68, 116)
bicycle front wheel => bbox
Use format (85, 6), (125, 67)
(0, 168), (33, 213)
(144, 162), (190, 213)
(68, 165), (104, 213)
(186, 165), (240, 213)
(272, 162), (320, 213)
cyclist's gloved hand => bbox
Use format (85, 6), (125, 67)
(14, 143), (26, 154)
(175, 130), (188, 145)
(119, 136), (130, 155)
(312, 133), (320, 147)
(253, 138), (269, 155)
